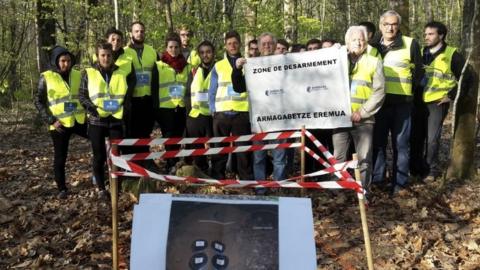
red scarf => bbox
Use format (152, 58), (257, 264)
(161, 52), (187, 73)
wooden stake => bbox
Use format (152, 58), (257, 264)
(300, 125), (306, 183)
(109, 143), (119, 270)
(352, 154), (374, 270)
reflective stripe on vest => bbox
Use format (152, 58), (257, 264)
(383, 36), (414, 96)
(189, 67), (212, 118)
(214, 58), (249, 112)
(123, 45), (157, 97)
(350, 54), (379, 112)
(86, 68), (127, 119)
(156, 60), (190, 108)
(423, 46), (457, 102)
(43, 69), (85, 130)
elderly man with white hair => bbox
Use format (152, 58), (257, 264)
(332, 26), (385, 190)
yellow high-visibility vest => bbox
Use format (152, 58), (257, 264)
(156, 61), (190, 108)
(189, 67), (212, 117)
(382, 36), (414, 96)
(85, 67), (128, 119)
(187, 49), (201, 68)
(44, 69), (85, 130)
(423, 46), (457, 102)
(350, 54), (381, 112)
(123, 45), (157, 97)
(367, 45), (381, 59)
(214, 58), (249, 112)
(115, 53), (133, 74)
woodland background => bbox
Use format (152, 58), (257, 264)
(1, 0), (480, 269)
(0, 0), (473, 107)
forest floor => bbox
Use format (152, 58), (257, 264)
(1, 103), (480, 269)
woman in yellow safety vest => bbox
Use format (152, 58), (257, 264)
(332, 26), (385, 191)
(153, 33), (191, 174)
(79, 41), (133, 199)
(35, 46), (87, 199)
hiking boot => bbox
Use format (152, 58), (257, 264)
(58, 190), (68, 199)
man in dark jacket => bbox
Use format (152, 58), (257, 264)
(420, 21), (469, 181)
(371, 10), (424, 195)
(35, 46), (87, 199)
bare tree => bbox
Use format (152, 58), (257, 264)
(447, 0), (479, 180)
(389, 0), (410, 35)
(244, 0), (258, 55)
(284, 0), (297, 43)
(36, 0), (56, 72)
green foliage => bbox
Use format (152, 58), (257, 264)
(0, 0), (468, 108)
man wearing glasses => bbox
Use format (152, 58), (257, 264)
(371, 10), (424, 195)
(179, 26), (201, 67)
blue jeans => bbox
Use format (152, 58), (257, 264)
(372, 103), (412, 187)
(253, 140), (287, 180)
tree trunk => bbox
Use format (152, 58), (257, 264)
(389, 0), (410, 35)
(424, 0), (433, 22)
(35, 0), (56, 73)
(320, 0), (326, 39)
(165, 0), (174, 32)
(244, 0), (257, 55)
(447, 0), (479, 180)
(284, 0), (297, 43)
(113, 0), (119, 29)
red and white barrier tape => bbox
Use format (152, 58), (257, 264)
(303, 130), (354, 181)
(304, 130), (338, 165)
(304, 146), (353, 181)
(120, 142), (301, 160)
(111, 131), (301, 146)
(109, 150), (363, 193)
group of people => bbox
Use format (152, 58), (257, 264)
(35, 9), (468, 199)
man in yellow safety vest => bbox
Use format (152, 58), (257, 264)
(123, 21), (158, 141)
(420, 21), (469, 181)
(371, 10), (424, 195)
(208, 30), (253, 180)
(332, 26), (385, 190)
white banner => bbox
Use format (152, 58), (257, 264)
(244, 47), (352, 133)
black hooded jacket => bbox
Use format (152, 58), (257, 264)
(34, 46), (76, 125)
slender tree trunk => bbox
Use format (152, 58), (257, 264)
(389, 0), (409, 35)
(284, 0), (297, 43)
(244, 0), (257, 55)
(36, 0), (56, 73)
(165, 0), (174, 32)
(320, 0), (326, 39)
(114, 0), (119, 29)
(447, 0), (479, 180)
(424, 0), (433, 22)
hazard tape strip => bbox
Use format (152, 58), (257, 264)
(304, 130), (337, 164)
(111, 131), (301, 146)
(304, 146), (353, 181)
(120, 142), (301, 160)
(109, 150), (363, 193)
